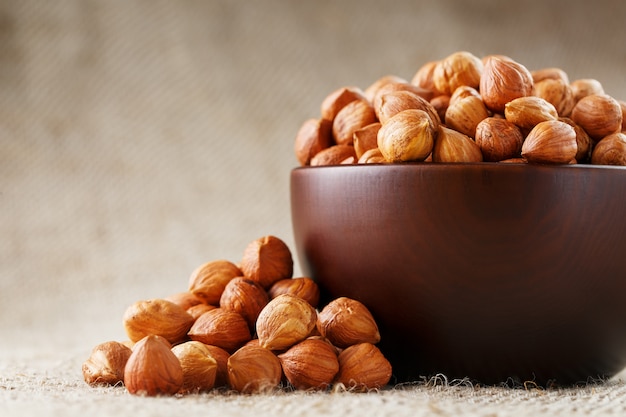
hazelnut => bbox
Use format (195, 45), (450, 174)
(268, 277), (321, 308)
(504, 96), (558, 130)
(320, 86), (367, 122)
(377, 109), (436, 162)
(444, 95), (489, 138)
(532, 78), (575, 117)
(240, 235), (293, 289)
(227, 345), (283, 393)
(335, 343), (392, 391)
(256, 294), (317, 351)
(310, 144), (357, 166)
(204, 344), (231, 388)
(82, 341), (132, 386)
(171, 341), (218, 394)
(294, 118), (333, 166)
(411, 60), (444, 96)
(353, 122), (382, 158)
(475, 117), (524, 162)
(531, 67), (570, 85)
(372, 81), (434, 111)
(433, 51), (483, 95)
(570, 94), (623, 141)
(375, 90), (441, 127)
(480, 55), (533, 113)
(219, 277), (269, 330)
(188, 259), (243, 305)
(164, 291), (204, 311)
(122, 299), (195, 344)
(619, 100), (626, 133)
(124, 335), (183, 396)
(364, 74), (407, 102)
(186, 303), (217, 320)
(429, 94), (450, 123)
(432, 125), (483, 163)
(332, 99), (377, 145)
(559, 117), (593, 163)
(570, 78), (605, 102)
(188, 308), (251, 352)
(357, 148), (386, 164)
(521, 120), (577, 164)
(317, 297), (381, 349)
(591, 132), (626, 166)
(278, 338), (339, 390)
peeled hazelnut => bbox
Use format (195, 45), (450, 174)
(123, 299), (195, 344)
(559, 117), (593, 163)
(256, 294), (317, 351)
(433, 51), (483, 95)
(475, 117), (524, 162)
(278, 338), (339, 390)
(591, 132), (626, 166)
(227, 345), (283, 393)
(532, 78), (575, 117)
(124, 335), (183, 396)
(570, 78), (605, 102)
(310, 144), (356, 166)
(444, 95), (489, 138)
(353, 122), (382, 158)
(317, 297), (380, 349)
(335, 343), (392, 391)
(320, 86), (367, 122)
(521, 120), (577, 164)
(504, 96), (558, 130)
(411, 60), (444, 96)
(268, 277), (320, 308)
(82, 341), (132, 386)
(432, 125), (483, 163)
(165, 291), (204, 311)
(188, 308), (251, 352)
(219, 277), (269, 330)
(240, 235), (293, 289)
(531, 67), (570, 85)
(332, 99), (377, 145)
(358, 148), (386, 164)
(364, 74), (407, 103)
(294, 118), (333, 166)
(188, 260), (243, 305)
(570, 94), (623, 141)
(171, 341), (218, 394)
(186, 303), (216, 320)
(204, 344), (230, 388)
(375, 90), (441, 127)
(377, 109), (436, 162)
(480, 55), (533, 113)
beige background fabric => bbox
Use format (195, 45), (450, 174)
(1, 0), (626, 415)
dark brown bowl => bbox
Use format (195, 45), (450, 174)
(290, 163), (626, 386)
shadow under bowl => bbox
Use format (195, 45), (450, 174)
(290, 163), (626, 386)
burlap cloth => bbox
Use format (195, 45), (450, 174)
(2, 1), (626, 415)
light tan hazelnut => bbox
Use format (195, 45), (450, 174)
(504, 96), (558, 130)
(570, 78), (605, 102)
(256, 294), (317, 351)
(122, 299), (195, 344)
(480, 55), (533, 113)
(532, 78), (575, 117)
(240, 235), (293, 289)
(591, 132), (626, 166)
(521, 120), (577, 164)
(531, 67), (569, 85)
(364, 74), (407, 103)
(267, 277), (320, 308)
(475, 117), (524, 162)
(294, 118), (333, 166)
(227, 345), (282, 393)
(377, 109), (436, 162)
(188, 260), (243, 305)
(320, 86), (367, 122)
(335, 343), (392, 391)
(449, 86), (481, 107)
(82, 341), (132, 386)
(444, 95), (489, 138)
(219, 277), (269, 330)
(164, 291), (204, 311)
(317, 297), (381, 349)
(372, 81), (434, 111)
(332, 99), (377, 145)
(186, 303), (217, 320)
(203, 344), (230, 388)
(188, 308), (252, 352)
(310, 144), (357, 166)
(570, 94), (623, 140)
(432, 125), (483, 163)
(357, 148), (386, 164)
(433, 51), (483, 95)
(171, 341), (218, 394)
(353, 122), (382, 158)
(124, 335), (183, 396)
(411, 60), (444, 96)
(278, 338), (339, 390)
(375, 90), (441, 127)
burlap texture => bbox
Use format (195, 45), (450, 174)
(2, 1), (626, 415)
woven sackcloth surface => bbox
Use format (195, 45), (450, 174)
(2, 1), (626, 416)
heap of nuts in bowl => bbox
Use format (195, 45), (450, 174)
(294, 51), (626, 166)
(82, 236), (392, 396)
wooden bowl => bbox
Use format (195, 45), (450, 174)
(290, 163), (626, 386)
